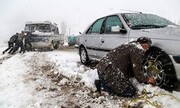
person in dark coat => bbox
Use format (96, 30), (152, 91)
(24, 32), (32, 51)
(11, 31), (25, 54)
(2, 33), (18, 54)
(95, 37), (155, 97)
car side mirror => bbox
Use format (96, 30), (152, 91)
(111, 26), (120, 33)
(111, 26), (127, 34)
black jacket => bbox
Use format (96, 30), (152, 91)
(9, 34), (18, 43)
(96, 42), (147, 94)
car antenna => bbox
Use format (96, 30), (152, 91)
(119, 9), (142, 13)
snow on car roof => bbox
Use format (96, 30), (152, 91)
(25, 21), (52, 24)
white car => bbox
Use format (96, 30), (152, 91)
(77, 12), (180, 88)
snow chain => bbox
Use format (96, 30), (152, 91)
(127, 89), (180, 108)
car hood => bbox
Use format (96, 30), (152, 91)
(130, 25), (180, 40)
(130, 25), (180, 55)
(32, 30), (54, 36)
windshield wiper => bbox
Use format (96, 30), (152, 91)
(131, 25), (167, 29)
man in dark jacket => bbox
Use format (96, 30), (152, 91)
(95, 37), (155, 97)
(24, 32), (32, 51)
(11, 31), (25, 54)
(2, 33), (18, 54)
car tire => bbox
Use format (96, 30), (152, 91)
(79, 46), (90, 65)
(54, 41), (59, 49)
(143, 47), (177, 90)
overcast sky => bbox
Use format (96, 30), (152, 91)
(0, 0), (180, 43)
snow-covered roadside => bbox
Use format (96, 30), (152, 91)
(0, 53), (34, 107)
(0, 50), (125, 108)
(0, 47), (180, 108)
(46, 51), (180, 108)
(45, 51), (99, 88)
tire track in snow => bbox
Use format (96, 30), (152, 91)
(23, 52), (128, 108)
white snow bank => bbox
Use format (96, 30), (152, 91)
(0, 53), (34, 108)
(0, 48), (179, 108)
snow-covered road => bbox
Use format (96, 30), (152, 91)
(0, 47), (180, 108)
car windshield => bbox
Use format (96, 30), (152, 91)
(25, 24), (51, 32)
(122, 13), (176, 29)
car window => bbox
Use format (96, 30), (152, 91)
(104, 15), (123, 33)
(86, 18), (104, 34)
(122, 13), (176, 29)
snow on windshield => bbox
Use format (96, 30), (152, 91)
(122, 13), (175, 29)
(25, 24), (51, 32)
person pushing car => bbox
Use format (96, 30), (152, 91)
(2, 33), (18, 54)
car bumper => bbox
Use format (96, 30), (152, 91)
(31, 42), (52, 48)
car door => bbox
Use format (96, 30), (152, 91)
(99, 15), (129, 57)
(83, 17), (105, 59)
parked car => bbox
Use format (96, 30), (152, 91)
(77, 12), (180, 88)
(24, 21), (64, 50)
(67, 36), (77, 46)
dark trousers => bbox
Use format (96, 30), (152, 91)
(95, 79), (136, 97)
(3, 42), (13, 54)
(24, 42), (32, 51)
(95, 73), (137, 97)
(11, 41), (24, 54)
(120, 82), (137, 97)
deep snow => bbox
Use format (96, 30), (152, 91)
(0, 47), (180, 108)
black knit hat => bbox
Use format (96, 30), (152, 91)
(137, 37), (152, 46)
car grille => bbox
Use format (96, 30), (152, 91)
(30, 36), (48, 42)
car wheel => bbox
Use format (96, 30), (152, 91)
(143, 47), (177, 89)
(79, 46), (90, 65)
(54, 41), (59, 49)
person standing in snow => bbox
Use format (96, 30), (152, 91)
(2, 33), (19, 54)
(11, 31), (25, 54)
(95, 37), (155, 97)
(24, 32), (33, 52)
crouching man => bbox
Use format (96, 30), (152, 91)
(95, 37), (156, 97)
